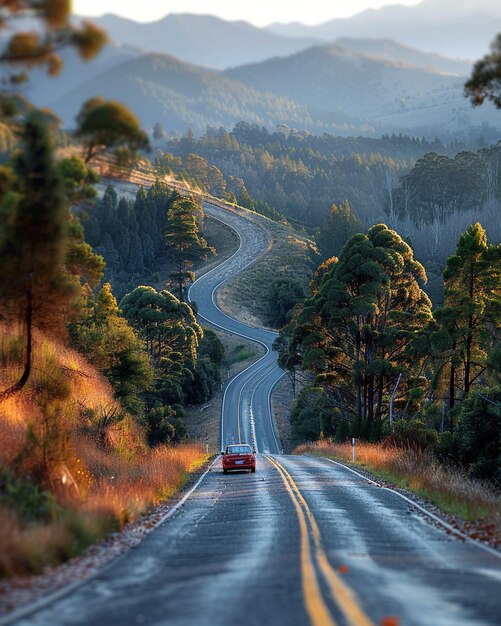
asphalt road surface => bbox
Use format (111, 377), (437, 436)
(8, 456), (501, 626)
(7, 199), (501, 626)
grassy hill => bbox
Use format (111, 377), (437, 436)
(0, 325), (206, 576)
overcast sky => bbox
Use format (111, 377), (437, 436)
(74, 0), (423, 26)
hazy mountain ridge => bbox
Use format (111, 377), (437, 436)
(43, 52), (360, 135)
(335, 38), (472, 75)
(226, 45), (462, 118)
(20, 44), (141, 109)
(20, 40), (500, 140)
(19, 3), (501, 141)
(85, 13), (320, 70)
(268, 0), (500, 59)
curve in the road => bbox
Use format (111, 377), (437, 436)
(188, 201), (284, 454)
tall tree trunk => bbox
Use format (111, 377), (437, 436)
(464, 262), (475, 394)
(464, 328), (472, 395)
(178, 258), (184, 302)
(355, 330), (362, 434)
(449, 357), (455, 411)
(0, 288), (33, 400)
(375, 375), (384, 439)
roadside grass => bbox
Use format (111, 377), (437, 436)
(0, 325), (208, 578)
(230, 343), (258, 364)
(0, 443), (207, 577)
(296, 440), (501, 527)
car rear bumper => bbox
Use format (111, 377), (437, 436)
(222, 462), (256, 471)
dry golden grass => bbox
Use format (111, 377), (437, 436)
(297, 440), (501, 527)
(0, 326), (208, 577)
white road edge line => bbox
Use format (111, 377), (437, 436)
(319, 456), (501, 560)
(0, 458), (219, 626)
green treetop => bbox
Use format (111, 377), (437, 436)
(165, 193), (215, 300)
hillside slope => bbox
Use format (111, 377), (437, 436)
(226, 45), (500, 135)
(335, 38), (472, 75)
(44, 52), (358, 134)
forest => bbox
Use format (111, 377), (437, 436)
(154, 123), (501, 306)
(275, 222), (500, 483)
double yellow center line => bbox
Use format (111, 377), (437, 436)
(265, 455), (375, 626)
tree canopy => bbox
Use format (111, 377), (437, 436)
(76, 98), (150, 165)
(465, 34), (501, 109)
(0, 1), (106, 85)
(283, 223), (432, 439)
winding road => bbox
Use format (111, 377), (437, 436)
(5, 197), (501, 626)
(188, 201), (283, 454)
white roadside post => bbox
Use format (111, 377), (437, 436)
(352, 438), (356, 463)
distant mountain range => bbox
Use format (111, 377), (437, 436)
(87, 13), (320, 70)
(39, 51), (346, 136)
(268, 0), (500, 60)
(225, 44), (500, 137)
(17, 0), (501, 141)
(20, 39), (499, 141)
(226, 45), (462, 119)
(82, 0), (501, 68)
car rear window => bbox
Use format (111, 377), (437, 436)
(227, 445), (252, 454)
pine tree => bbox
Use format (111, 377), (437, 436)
(316, 200), (363, 260)
(70, 283), (154, 417)
(165, 194), (215, 300)
(288, 224), (432, 438)
(0, 113), (78, 398)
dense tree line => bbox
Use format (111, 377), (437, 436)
(75, 183), (222, 441)
(277, 222), (501, 480)
(388, 145), (501, 225)
(83, 183), (213, 300)
(157, 123), (474, 227)
(71, 282), (223, 445)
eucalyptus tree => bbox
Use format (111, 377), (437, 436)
(431, 223), (501, 409)
(286, 224), (432, 438)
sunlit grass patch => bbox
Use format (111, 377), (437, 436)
(297, 440), (501, 527)
(0, 325), (209, 578)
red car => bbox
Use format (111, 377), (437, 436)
(222, 444), (256, 473)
